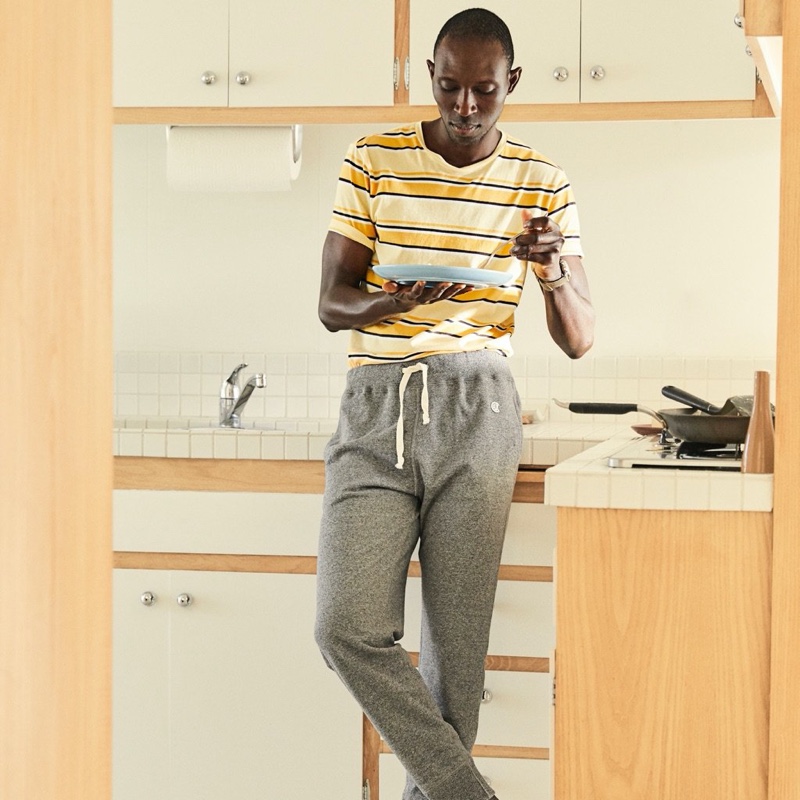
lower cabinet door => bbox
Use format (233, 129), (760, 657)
(114, 569), (361, 799)
(113, 569), (172, 799)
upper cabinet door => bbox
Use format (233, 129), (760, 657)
(580, 0), (755, 102)
(408, 1), (582, 106)
(229, 0), (396, 107)
(113, 0), (229, 107)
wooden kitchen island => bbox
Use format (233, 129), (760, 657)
(548, 443), (772, 800)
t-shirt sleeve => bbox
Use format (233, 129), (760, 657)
(328, 140), (377, 252)
(547, 169), (584, 259)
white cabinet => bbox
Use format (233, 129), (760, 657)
(409, 0), (754, 106)
(113, 0), (396, 107)
(113, 491), (556, 800)
(113, 568), (361, 800)
(580, 0), (754, 102)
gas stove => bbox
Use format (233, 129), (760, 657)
(607, 436), (742, 471)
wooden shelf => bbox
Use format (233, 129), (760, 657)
(113, 92), (772, 126)
(113, 456), (545, 503)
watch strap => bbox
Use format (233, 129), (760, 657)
(537, 258), (572, 292)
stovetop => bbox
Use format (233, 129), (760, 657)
(607, 436), (743, 471)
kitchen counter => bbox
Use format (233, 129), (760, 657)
(545, 432), (773, 512)
(114, 418), (774, 511)
(113, 417), (628, 467)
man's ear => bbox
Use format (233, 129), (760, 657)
(508, 66), (522, 94)
(427, 59), (435, 80)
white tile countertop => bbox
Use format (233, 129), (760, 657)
(544, 433), (773, 512)
(113, 418), (773, 511)
(112, 417), (629, 466)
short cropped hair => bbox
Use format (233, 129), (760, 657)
(433, 8), (515, 70)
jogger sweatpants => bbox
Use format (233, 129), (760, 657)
(315, 350), (523, 800)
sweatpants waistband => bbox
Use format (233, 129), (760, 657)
(344, 349), (513, 391)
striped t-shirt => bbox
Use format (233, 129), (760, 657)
(328, 122), (583, 368)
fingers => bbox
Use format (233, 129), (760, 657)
(511, 215), (564, 263)
(383, 280), (469, 305)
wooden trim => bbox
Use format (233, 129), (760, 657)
(393, 0), (410, 105)
(769, 0), (800, 795)
(113, 552), (318, 573)
(407, 652), (550, 673)
(377, 737), (549, 761)
(511, 469), (545, 504)
(113, 456), (545, 502)
(112, 552), (552, 585)
(363, 714), (382, 800)
(739, 0), (782, 36)
(114, 456), (326, 493)
(113, 98), (765, 126)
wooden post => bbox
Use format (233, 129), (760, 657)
(769, 0), (800, 796)
(0, 0), (113, 798)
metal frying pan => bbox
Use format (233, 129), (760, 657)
(554, 399), (751, 444)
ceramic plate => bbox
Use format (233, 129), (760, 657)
(373, 264), (513, 288)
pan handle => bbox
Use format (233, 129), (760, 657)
(661, 385), (721, 414)
(553, 399), (663, 421)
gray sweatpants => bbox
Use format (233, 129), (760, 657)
(315, 350), (523, 800)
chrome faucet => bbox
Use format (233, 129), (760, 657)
(219, 363), (267, 428)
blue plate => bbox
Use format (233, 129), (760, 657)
(373, 264), (513, 289)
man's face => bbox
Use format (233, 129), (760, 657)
(427, 34), (520, 152)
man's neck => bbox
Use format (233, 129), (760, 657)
(421, 119), (501, 167)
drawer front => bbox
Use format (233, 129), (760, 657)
(477, 671), (552, 748)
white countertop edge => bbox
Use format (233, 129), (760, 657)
(113, 419), (627, 465)
(544, 434), (774, 512)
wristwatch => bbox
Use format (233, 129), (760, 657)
(536, 258), (571, 292)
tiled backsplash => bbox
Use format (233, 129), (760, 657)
(114, 351), (777, 423)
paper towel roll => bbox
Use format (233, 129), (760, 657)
(166, 125), (302, 192)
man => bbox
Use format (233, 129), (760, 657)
(314, 8), (594, 800)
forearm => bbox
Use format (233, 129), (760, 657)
(318, 284), (406, 332)
(543, 286), (595, 358)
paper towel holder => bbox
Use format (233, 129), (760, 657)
(290, 124), (302, 164)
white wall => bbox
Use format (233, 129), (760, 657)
(113, 117), (780, 362)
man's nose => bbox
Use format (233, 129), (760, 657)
(453, 88), (477, 115)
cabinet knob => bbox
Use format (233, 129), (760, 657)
(176, 593), (193, 607)
(481, 688), (493, 703)
(590, 65), (606, 81)
(733, 13), (743, 28)
(200, 71), (217, 86)
(552, 66), (569, 82)
(235, 71), (251, 86)
(140, 591), (156, 606)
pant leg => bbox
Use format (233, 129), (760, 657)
(403, 354), (524, 800)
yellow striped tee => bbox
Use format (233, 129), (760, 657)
(328, 122), (583, 368)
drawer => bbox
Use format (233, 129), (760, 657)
(113, 490), (324, 555)
(402, 577), (554, 658)
(502, 503), (557, 566)
(477, 671), (552, 748)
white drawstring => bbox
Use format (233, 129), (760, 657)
(395, 362), (430, 469)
